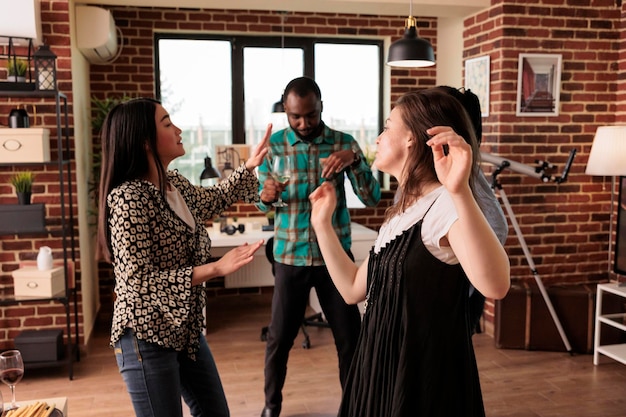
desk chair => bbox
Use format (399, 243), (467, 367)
(260, 237), (329, 349)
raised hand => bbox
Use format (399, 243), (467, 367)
(426, 126), (472, 195)
(245, 123), (272, 170)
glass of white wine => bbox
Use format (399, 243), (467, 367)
(271, 155), (291, 207)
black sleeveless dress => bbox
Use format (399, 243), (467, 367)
(339, 219), (485, 417)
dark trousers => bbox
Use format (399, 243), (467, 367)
(263, 261), (361, 412)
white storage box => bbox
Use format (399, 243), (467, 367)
(0, 128), (51, 163)
(12, 266), (64, 297)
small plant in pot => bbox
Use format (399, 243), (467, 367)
(10, 171), (35, 205)
(6, 58), (28, 82)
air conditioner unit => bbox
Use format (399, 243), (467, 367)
(76, 5), (119, 64)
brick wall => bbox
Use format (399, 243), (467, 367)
(463, 0), (626, 329)
(0, 1), (80, 350)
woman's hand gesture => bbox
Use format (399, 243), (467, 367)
(309, 181), (337, 230)
(426, 126), (472, 195)
(245, 124), (272, 171)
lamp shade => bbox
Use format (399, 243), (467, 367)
(200, 156), (220, 180)
(271, 99), (285, 114)
(585, 126), (626, 176)
(387, 16), (435, 68)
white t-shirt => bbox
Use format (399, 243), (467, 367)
(374, 185), (459, 265)
(167, 184), (195, 230)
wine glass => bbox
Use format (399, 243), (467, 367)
(271, 155), (291, 207)
(0, 350), (24, 410)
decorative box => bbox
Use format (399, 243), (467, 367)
(15, 329), (64, 362)
(12, 266), (65, 298)
(0, 203), (46, 235)
(0, 127), (51, 163)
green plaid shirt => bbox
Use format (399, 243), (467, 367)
(257, 125), (381, 266)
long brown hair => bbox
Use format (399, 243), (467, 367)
(387, 88), (479, 220)
(96, 98), (166, 262)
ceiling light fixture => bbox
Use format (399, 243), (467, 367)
(386, 0), (435, 68)
(271, 11), (287, 114)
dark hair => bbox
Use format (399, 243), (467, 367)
(388, 88), (479, 219)
(96, 97), (165, 262)
(434, 86), (483, 142)
(283, 76), (322, 100)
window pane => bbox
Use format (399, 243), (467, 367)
(315, 43), (380, 160)
(243, 46), (303, 146)
(158, 39), (232, 184)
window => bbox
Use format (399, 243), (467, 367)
(155, 34), (383, 185)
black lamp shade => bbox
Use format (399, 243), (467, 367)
(200, 156), (220, 180)
(387, 19), (435, 68)
(33, 44), (57, 91)
(271, 97), (285, 113)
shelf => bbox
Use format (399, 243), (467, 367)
(594, 283), (626, 366)
(0, 291), (69, 306)
(0, 87), (77, 379)
(0, 159), (71, 168)
(595, 344), (626, 365)
(0, 89), (66, 99)
(598, 313), (626, 332)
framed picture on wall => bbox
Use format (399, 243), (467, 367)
(464, 55), (490, 117)
(516, 53), (562, 117)
(615, 176), (626, 275)
(215, 145), (250, 178)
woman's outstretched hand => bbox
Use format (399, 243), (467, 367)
(309, 181), (337, 230)
(214, 240), (265, 277)
(246, 124), (272, 171)
(426, 126), (472, 195)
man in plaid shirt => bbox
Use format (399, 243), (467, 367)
(257, 76), (381, 417)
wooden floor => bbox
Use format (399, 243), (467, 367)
(8, 292), (626, 417)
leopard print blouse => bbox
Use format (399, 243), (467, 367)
(108, 164), (259, 357)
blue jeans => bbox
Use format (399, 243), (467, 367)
(114, 329), (229, 417)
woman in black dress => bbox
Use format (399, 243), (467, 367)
(309, 89), (510, 417)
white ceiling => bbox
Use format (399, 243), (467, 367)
(80, 0), (490, 18)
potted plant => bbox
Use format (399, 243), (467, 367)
(6, 58), (28, 82)
(10, 171), (35, 205)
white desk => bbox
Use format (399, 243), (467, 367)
(208, 222), (377, 288)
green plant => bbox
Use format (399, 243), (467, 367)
(7, 58), (28, 77)
(10, 171), (35, 193)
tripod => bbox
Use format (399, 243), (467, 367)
(483, 149), (577, 354)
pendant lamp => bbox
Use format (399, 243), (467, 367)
(272, 95), (285, 113)
(271, 12), (287, 114)
(199, 156), (220, 181)
(387, 0), (435, 68)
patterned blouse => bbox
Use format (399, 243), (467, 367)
(108, 164), (259, 357)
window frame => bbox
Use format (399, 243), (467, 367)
(154, 33), (384, 145)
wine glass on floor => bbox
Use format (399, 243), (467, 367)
(0, 349), (24, 410)
(271, 155), (291, 207)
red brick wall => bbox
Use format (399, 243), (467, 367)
(0, 1), (80, 349)
(463, 0), (626, 327)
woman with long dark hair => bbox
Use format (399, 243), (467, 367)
(97, 98), (270, 417)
